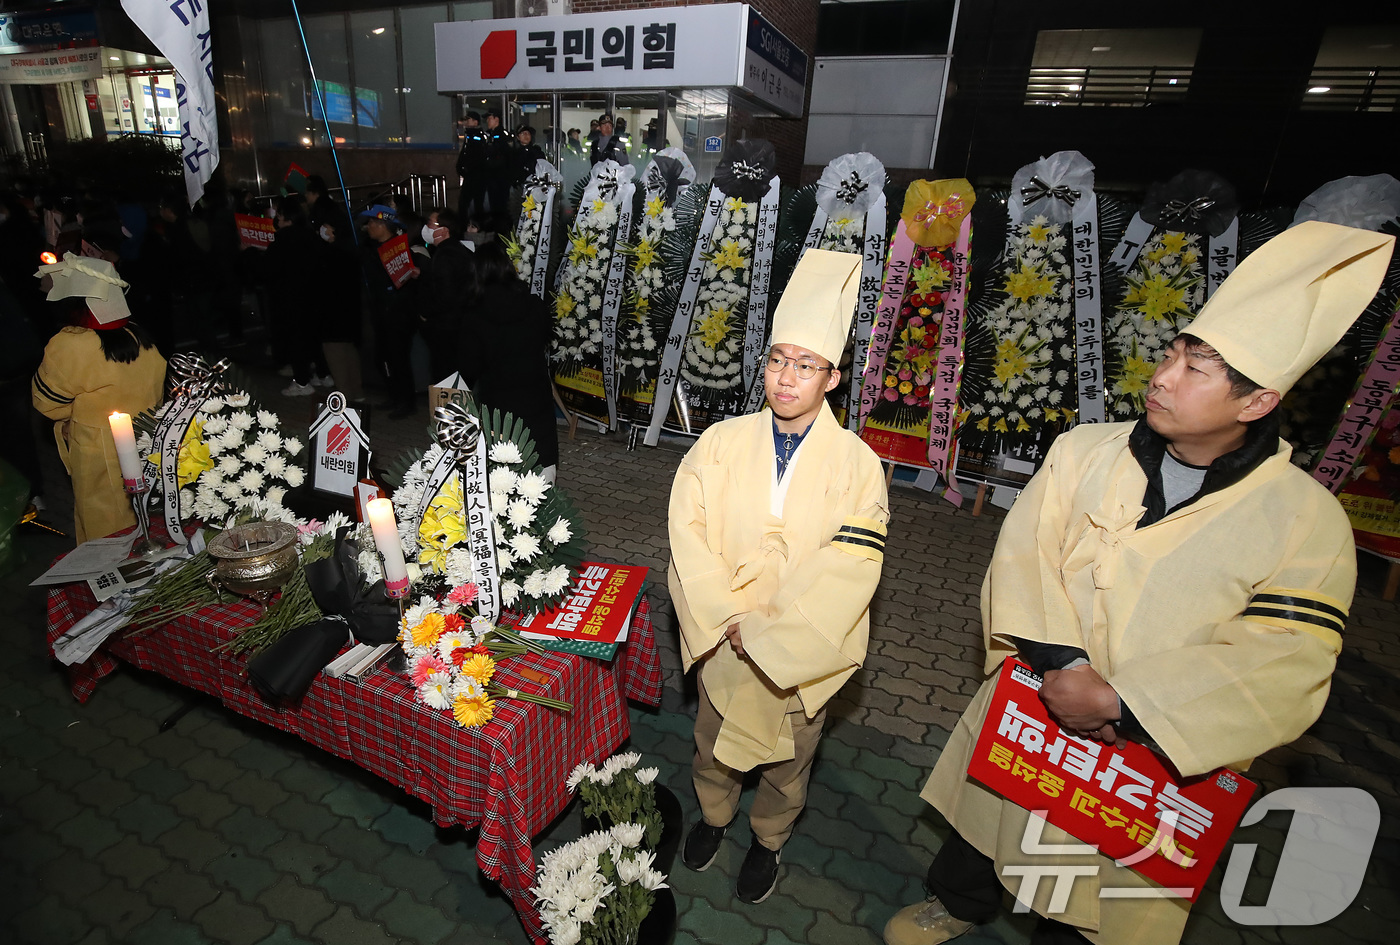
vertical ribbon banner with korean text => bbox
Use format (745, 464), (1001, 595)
(858, 180), (975, 492)
(1314, 300), (1400, 503)
(956, 152), (1099, 493)
(550, 160), (637, 428)
(1337, 399), (1400, 560)
(120, 0), (219, 205)
(644, 139), (780, 443)
(413, 404), (501, 621)
(1104, 170), (1239, 421)
(510, 159), (562, 300)
(644, 184), (724, 446)
(148, 355), (229, 544)
(795, 152), (889, 429)
(615, 149), (696, 425)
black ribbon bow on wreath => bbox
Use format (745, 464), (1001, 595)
(1139, 169), (1239, 238)
(646, 155), (692, 205)
(167, 352), (231, 401)
(524, 171), (558, 194)
(714, 139), (778, 202)
(434, 402), (482, 457)
(1020, 175), (1080, 210)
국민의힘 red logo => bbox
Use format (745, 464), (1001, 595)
(480, 30), (516, 79)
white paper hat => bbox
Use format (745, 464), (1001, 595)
(770, 249), (862, 366)
(1186, 221), (1394, 394)
(34, 252), (130, 324)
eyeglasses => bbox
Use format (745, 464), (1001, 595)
(764, 354), (833, 380)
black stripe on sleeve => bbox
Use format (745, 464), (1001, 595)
(1242, 606), (1345, 635)
(832, 534), (884, 552)
(33, 375), (73, 404)
(1250, 593), (1347, 623)
(838, 524), (887, 542)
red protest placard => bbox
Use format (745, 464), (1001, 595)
(968, 660), (1256, 902)
(513, 562), (648, 658)
(377, 233), (416, 288)
(235, 213), (276, 251)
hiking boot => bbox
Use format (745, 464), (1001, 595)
(883, 896), (975, 945)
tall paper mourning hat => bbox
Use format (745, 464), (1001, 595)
(1186, 220), (1394, 394)
(770, 249), (862, 366)
(34, 252), (131, 324)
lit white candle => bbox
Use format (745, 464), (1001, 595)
(366, 498), (410, 597)
(108, 412), (145, 490)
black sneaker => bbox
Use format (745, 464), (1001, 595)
(736, 839), (780, 903)
(681, 819), (727, 871)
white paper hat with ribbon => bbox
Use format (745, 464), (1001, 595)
(34, 252), (130, 324)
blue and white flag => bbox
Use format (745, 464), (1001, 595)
(120, 0), (220, 205)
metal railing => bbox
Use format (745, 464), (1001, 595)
(1022, 66), (1194, 107)
(1299, 68), (1400, 112)
(959, 64), (1400, 111)
(257, 173), (448, 215)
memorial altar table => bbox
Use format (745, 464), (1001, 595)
(45, 578), (663, 945)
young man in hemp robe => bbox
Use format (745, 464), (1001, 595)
(884, 220), (1394, 945)
(668, 249), (890, 903)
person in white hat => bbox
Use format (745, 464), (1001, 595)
(886, 220), (1395, 945)
(31, 253), (166, 543)
(668, 249), (890, 903)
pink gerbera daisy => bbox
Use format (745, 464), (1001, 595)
(411, 653), (451, 687)
(447, 582), (480, 606)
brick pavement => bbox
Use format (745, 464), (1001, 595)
(3, 353), (1397, 945)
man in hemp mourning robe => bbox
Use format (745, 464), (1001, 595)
(668, 249), (889, 904)
(885, 221), (1394, 945)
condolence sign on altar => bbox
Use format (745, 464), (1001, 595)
(378, 234), (416, 288)
(514, 562), (647, 660)
(968, 660), (1256, 901)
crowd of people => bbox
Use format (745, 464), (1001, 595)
(1, 160), (561, 541)
(455, 109), (662, 221)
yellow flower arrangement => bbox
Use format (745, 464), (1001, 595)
(993, 337), (1033, 385)
(912, 260), (950, 296)
(459, 652), (497, 685)
(631, 237), (658, 271)
(709, 239), (749, 272)
(694, 307), (732, 348)
(1116, 353), (1156, 396)
(453, 692), (496, 728)
(1124, 272), (1190, 322)
(147, 418), (215, 489)
(417, 477), (467, 573)
(412, 612), (446, 648)
(1004, 262), (1057, 303)
(645, 195), (666, 218)
(567, 233), (599, 266)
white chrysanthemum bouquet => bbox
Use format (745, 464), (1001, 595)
(567, 751), (664, 849)
(532, 822), (668, 945)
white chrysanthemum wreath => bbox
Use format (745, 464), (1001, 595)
(137, 389), (305, 525)
(968, 216), (1075, 434)
(359, 415), (585, 615)
(681, 196), (755, 392)
(616, 193), (674, 395)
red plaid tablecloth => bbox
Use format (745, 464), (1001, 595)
(45, 583), (663, 945)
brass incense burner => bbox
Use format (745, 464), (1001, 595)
(206, 522), (299, 602)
